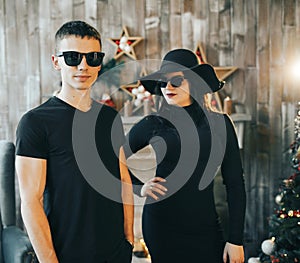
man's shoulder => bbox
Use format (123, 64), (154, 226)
(24, 97), (59, 115)
(19, 97), (71, 128)
(20, 99), (50, 121)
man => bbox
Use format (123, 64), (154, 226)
(15, 20), (134, 263)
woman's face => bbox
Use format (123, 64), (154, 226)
(160, 71), (192, 107)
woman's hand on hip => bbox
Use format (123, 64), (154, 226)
(141, 177), (167, 200)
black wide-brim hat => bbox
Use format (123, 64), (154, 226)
(139, 49), (225, 95)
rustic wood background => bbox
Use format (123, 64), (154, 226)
(1, 0), (299, 259)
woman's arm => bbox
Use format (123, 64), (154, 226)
(221, 115), (246, 244)
(123, 116), (155, 196)
(221, 115), (246, 263)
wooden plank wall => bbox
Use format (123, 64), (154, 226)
(0, 0), (299, 259)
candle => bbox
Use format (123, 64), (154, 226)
(143, 99), (151, 116)
(124, 100), (132, 117)
(223, 96), (232, 115)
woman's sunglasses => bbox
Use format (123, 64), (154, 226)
(56, 51), (105, 67)
(160, 75), (185, 88)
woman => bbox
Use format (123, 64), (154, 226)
(124, 49), (246, 263)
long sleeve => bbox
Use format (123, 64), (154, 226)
(221, 114), (246, 245)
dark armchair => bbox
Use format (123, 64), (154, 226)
(0, 140), (37, 263)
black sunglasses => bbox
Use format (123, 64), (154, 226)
(160, 75), (185, 88)
(56, 51), (105, 67)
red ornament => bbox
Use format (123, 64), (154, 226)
(270, 255), (280, 263)
(108, 26), (143, 60)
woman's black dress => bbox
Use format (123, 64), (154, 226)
(124, 103), (246, 263)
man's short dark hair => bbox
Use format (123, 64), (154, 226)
(55, 20), (102, 51)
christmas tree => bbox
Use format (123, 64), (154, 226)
(249, 103), (300, 263)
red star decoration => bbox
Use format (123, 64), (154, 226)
(194, 42), (238, 81)
(195, 42), (207, 64)
(120, 66), (158, 116)
(108, 26), (143, 60)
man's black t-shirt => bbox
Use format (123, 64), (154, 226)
(16, 97), (126, 262)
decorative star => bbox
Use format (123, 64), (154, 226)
(194, 42), (238, 81)
(120, 66), (148, 99)
(195, 42), (207, 64)
(120, 67), (157, 115)
(108, 26), (143, 60)
(120, 82), (139, 100)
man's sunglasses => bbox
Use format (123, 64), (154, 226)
(56, 51), (105, 67)
(160, 75), (185, 88)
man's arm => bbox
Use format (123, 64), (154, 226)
(16, 156), (59, 263)
(119, 147), (134, 245)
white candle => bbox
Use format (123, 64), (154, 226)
(223, 96), (232, 115)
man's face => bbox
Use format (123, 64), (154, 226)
(52, 36), (101, 91)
